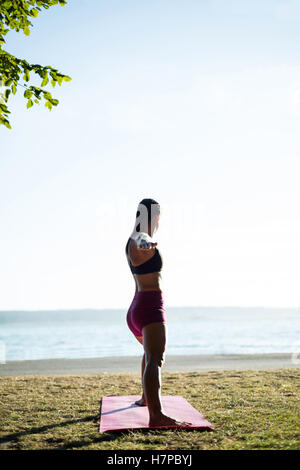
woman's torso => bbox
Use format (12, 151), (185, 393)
(125, 237), (163, 292)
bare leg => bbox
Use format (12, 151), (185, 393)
(135, 353), (147, 406)
(142, 322), (191, 427)
(133, 336), (147, 406)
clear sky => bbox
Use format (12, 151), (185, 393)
(1, 0), (300, 310)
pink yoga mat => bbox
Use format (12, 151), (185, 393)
(99, 395), (214, 433)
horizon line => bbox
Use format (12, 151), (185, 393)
(0, 305), (299, 313)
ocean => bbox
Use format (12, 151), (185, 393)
(0, 307), (299, 362)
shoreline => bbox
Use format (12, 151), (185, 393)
(0, 353), (298, 376)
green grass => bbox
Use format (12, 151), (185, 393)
(0, 369), (299, 450)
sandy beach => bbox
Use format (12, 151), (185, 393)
(0, 353), (298, 376)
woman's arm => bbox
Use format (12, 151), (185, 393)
(129, 234), (157, 266)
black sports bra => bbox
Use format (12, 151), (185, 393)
(125, 237), (163, 275)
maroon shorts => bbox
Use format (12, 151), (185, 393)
(126, 290), (166, 337)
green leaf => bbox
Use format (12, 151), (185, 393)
(43, 91), (52, 100)
(23, 70), (30, 82)
(4, 89), (11, 100)
(24, 90), (33, 99)
(27, 99), (33, 109)
(45, 100), (52, 110)
(63, 76), (72, 82)
(12, 84), (17, 95)
(24, 27), (30, 36)
(31, 9), (39, 17)
(50, 71), (57, 80)
(51, 79), (56, 87)
(3, 1), (12, 8)
(41, 75), (49, 87)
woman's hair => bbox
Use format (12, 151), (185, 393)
(135, 198), (160, 233)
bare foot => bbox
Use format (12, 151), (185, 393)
(135, 397), (147, 406)
(149, 412), (192, 428)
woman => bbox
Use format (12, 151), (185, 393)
(125, 198), (190, 427)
